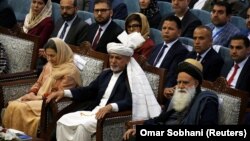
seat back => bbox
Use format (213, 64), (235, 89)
(113, 19), (125, 30)
(77, 10), (95, 25)
(52, 2), (61, 25)
(123, 0), (140, 15)
(201, 77), (248, 124)
(142, 64), (166, 104)
(0, 78), (36, 125)
(157, 1), (173, 17)
(150, 28), (163, 45)
(8, 0), (31, 23)
(190, 9), (211, 25)
(179, 37), (193, 52)
(80, 49), (109, 86)
(230, 16), (247, 31)
(0, 27), (39, 82)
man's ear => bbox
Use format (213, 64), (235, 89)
(194, 80), (199, 88)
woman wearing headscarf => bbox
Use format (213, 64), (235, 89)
(125, 13), (155, 62)
(3, 38), (81, 137)
(23, 0), (54, 47)
(23, 0), (54, 74)
(139, 0), (161, 29)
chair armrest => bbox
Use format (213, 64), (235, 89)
(0, 70), (38, 83)
(96, 111), (132, 141)
(125, 120), (145, 130)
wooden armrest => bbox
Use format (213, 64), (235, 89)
(125, 120), (145, 129)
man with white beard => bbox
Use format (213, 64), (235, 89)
(123, 58), (219, 140)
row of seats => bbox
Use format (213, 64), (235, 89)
(8, 0), (247, 31)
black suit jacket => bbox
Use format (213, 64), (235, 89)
(70, 69), (132, 111)
(148, 40), (189, 87)
(51, 15), (89, 46)
(160, 10), (202, 38)
(86, 20), (123, 54)
(186, 48), (224, 81)
(221, 57), (250, 95)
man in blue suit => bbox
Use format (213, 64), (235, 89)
(148, 15), (189, 90)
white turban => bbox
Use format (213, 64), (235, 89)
(107, 31), (161, 120)
(107, 42), (134, 56)
(107, 31), (146, 56)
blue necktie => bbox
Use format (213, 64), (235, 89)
(153, 45), (167, 66)
(59, 23), (68, 39)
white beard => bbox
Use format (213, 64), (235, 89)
(172, 85), (196, 112)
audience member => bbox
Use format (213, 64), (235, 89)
(221, 34), (250, 124)
(82, 0), (123, 54)
(241, 6), (250, 40)
(221, 35), (250, 100)
(148, 15), (189, 88)
(2, 38), (81, 137)
(0, 43), (8, 74)
(50, 0), (89, 46)
(202, 0), (248, 18)
(23, 0), (54, 75)
(186, 25), (224, 81)
(0, 0), (17, 29)
(160, 0), (202, 38)
(139, 0), (162, 29)
(23, 0), (54, 48)
(88, 0), (128, 20)
(46, 37), (161, 140)
(125, 13), (155, 62)
(206, 1), (240, 47)
(158, 0), (198, 8)
(123, 58), (219, 140)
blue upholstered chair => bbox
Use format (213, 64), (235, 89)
(123, 0), (140, 15)
(77, 10), (95, 25)
(8, 0), (31, 23)
(150, 28), (163, 45)
(230, 16), (247, 31)
(157, 1), (173, 17)
(190, 9), (211, 25)
(52, 2), (61, 25)
(113, 19), (125, 30)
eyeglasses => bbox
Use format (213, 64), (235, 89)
(127, 24), (141, 29)
(60, 6), (74, 10)
(94, 9), (110, 13)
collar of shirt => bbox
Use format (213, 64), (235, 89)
(196, 47), (211, 61)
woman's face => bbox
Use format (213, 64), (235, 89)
(45, 48), (57, 66)
(139, 0), (151, 9)
(126, 20), (141, 34)
(31, 0), (46, 16)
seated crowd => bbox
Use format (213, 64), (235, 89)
(0, 0), (250, 140)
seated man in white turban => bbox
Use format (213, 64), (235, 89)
(46, 36), (161, 141)
(123, 58), (219, 140)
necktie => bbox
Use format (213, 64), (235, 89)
(227, 64), (239, 86)
(196, 54), (202, 61)
(92, 27), (102, 50)
(153, 45), (167, 66)
(59, 23), (68, 39)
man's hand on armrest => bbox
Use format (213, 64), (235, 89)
(95, 104), (113, 120)
(46, 90), (65, 103)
